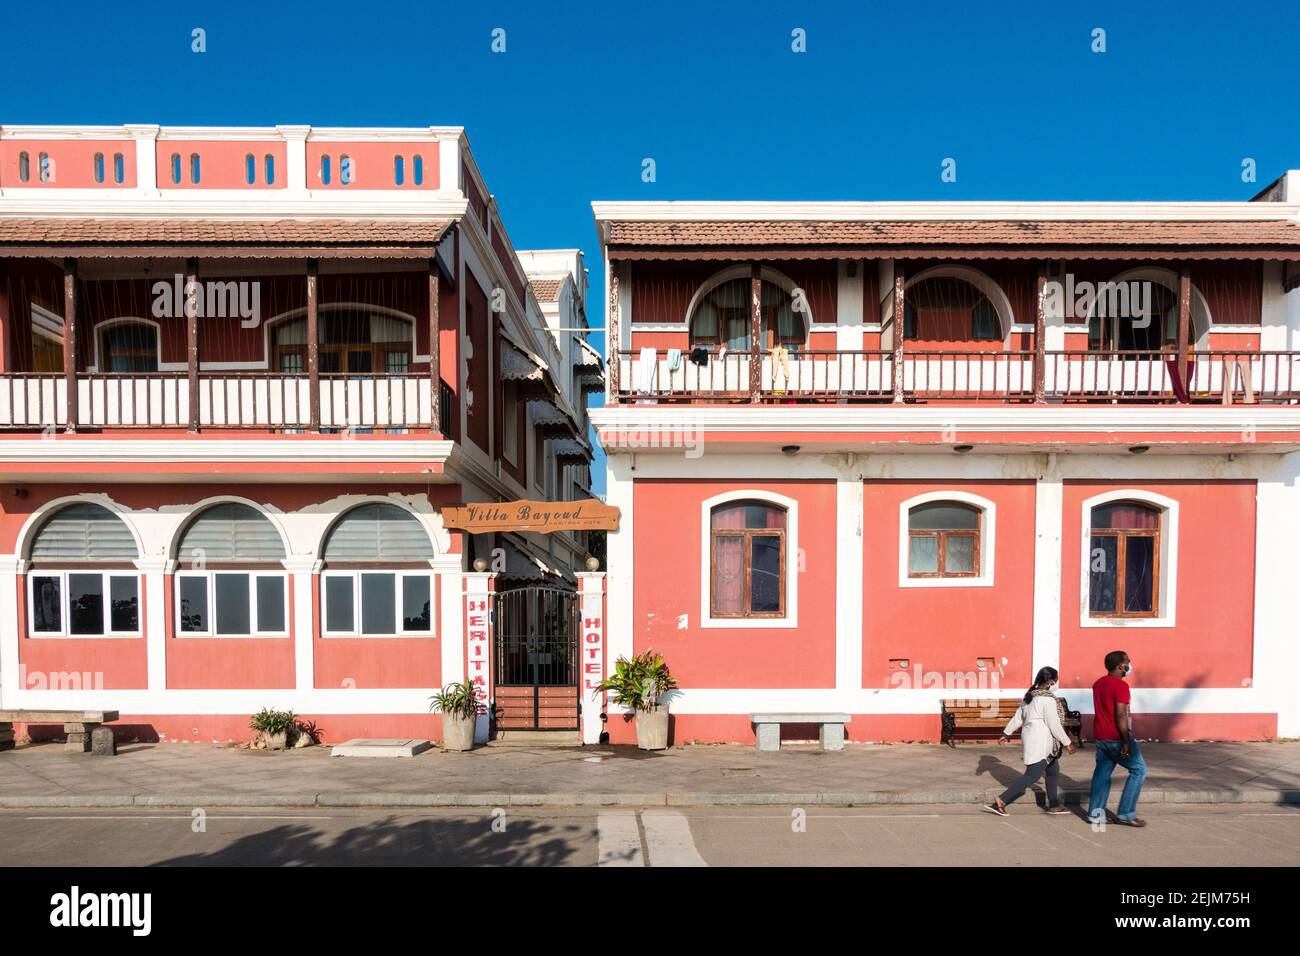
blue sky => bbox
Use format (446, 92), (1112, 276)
(4, 1), (1298, 491)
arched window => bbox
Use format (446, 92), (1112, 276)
(170, 153), (182, 184)
(904, 276), (1001, 342)
(413, 154), (424, 185)
(271, 308), (412, 376)
(709, 501), (786, 618)
(689, 277), (805, 353)
(340, 155), (355, 185)
(173, 503), (287, 636)
(320, 154), (332, 185)
(99, 321), (158, 373)
(245, 153), (256, 184)
(907, 501), (981, 578)
(1089, 502), (1160, 617)
(113, 152), (125, 184)
(27, 503), (140, 637)
(93, 152), (105, 183)
(18, 151), (30, 182)
(394, 155), (405, 186)
(320, 503), (434, 636)
(1089, 282), (1177, 352)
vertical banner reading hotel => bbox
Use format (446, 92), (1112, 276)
(577, 572), (606, 745)
(464, 572), (494, 745)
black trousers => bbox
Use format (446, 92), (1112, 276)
(999, 757), (1061, 806)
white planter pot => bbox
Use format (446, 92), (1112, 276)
(636, 707), (670, 751)
(265, 730), (288, 751)
(442, 713), (477, 752)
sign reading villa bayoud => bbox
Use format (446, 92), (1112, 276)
(441, 499), (621, 534)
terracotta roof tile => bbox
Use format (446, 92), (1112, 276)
(0, 218), (451, 245)
(529, 277), (564, 301)
(604, 219), (1300, 248)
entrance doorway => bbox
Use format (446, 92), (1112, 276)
(493, 586), (579, 731)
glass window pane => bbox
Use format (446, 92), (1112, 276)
(946, 534), (975, 574)
(31, 575), (61, 632)
(711, 503), (785, 530)
(1089, 535), (1119, 613)
(750, 535), (782, 613)
(909, 502), (979, 530)
(69, 573), (104, 635)
(361, 572), (396, 635)
(325, 576), (354, 632)
(109, 576), (138, 632)
(256, 576), (286, 633)
(179, 576), (208, 632)
(402, 575), (431, 631)
(713, 536), (744, 614)
(909, 535), (939, 574)
(1092, 503), (1159, 530)
(1123, 536), (1156, 613)
(214, 573), (251, 635)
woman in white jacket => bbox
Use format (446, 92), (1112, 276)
(984, 666), (1076, 816)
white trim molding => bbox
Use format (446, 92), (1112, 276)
(1078, 488), (1179, 629)
(897, 490), (997, 588)
(698, 488), (799, 630)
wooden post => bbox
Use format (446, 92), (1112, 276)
(1033, 266), (1047, 403)
(307, 259), (320, 430)
(1176, 266), (1192, 400)
(892, 262), (906, 404)
(185, 257), (200, 431)
(63, 259), (78, 432)
(607, 267), (620, 405)
(429, 263), (441, 434)
(749, 263), (762, 403)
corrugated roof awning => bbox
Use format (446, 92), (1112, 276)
(528, 398), (576, 436)
(548, 436), (591, 462)
(500, 336), (549, 383)
(498, 539), (568, 583)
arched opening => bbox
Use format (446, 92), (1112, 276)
(269, 307), (415, 376)
(1086, 271), (1211, 352)
(98, 321), (159, 373)
(26, 502), (140, 637)
(709, 500), (787, 618)
(173, 503), (287, 636)
(689, 275), (807, 353)
(320, 503), (435, 636)
(902, 273), (1008, 348)
(907, 500), (982, 578)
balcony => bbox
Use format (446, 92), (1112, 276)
(613, 349), (1300, 405)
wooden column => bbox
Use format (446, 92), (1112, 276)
(63, 259), (78, 432)
(185, 258), (200, 431)
(749, 263), (762, 403)
(306, 259), (320, 430)
(429, 263), (441, 435)
(891, 262), (906, 404)
(607, 267), (620, 405)
(1033, 265), (1047, 403)
(1176, 266), (1192, 400)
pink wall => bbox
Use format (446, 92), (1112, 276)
(632, 478), (838, 688)
(1058, 479), (1256, 690)
(861, 480), (1037, 690)
(15, 574), (148, 690)
(312, 574), (441, 689)
(0, 139), (136, 188)
(156, 140), (287, 189)
(306, 141), (438, 190)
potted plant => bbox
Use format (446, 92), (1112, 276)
(429, 680), (480, 752)
(595, 649), (678, 750)
(249, 708), (297, 751)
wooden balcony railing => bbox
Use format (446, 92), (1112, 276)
(613, 349), (1300, 404)
(0, 372), (459, 431)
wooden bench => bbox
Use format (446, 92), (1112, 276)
(750, 712), (850, 752)
(0, 710), (120, 754)
(940, 699), (1081, 748)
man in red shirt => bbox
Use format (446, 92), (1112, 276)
(1087, 650), (1147, 827)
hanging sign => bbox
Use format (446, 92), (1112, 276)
(442, 499), (620, 534)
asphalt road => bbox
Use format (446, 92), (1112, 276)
(0, 804), (1297, 866)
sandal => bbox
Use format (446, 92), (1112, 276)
(982, 800), (1009, 817)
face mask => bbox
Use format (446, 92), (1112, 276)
(1124, 664), (1133, 678)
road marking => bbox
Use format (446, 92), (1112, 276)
(21, 815), (335, 821)
(641, 810), (707, 867)
(596, 812), (644, 867)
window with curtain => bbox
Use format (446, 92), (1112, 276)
(174, 503), (288, 637)
(320, 503), (435, 636)
(710, 501), (786, 618)
(907, 501), (981, 578)
(26, 502), (140, 637)
(689, 277), (806, 353)
(1089, 501), (1160, 617)
(903, 277), (1001, 342)
(1088, 282), (1177, 352)
(272, 309), (413, 377)
(99, 322), (158, 373)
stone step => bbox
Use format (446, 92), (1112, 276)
(488, 730), (581, 748)
(330, 738), (432, 758)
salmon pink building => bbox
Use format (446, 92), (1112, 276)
(589, 179), (1300, 745)
(0, 124), (601, 745)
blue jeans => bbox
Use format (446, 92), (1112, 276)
(1088, 739), (1147, 822)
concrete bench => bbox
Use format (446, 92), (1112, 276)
(0, 710), (120, 755)
(750, 712), (850, 752)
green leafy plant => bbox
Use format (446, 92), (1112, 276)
(429, 680), (480, 720)
(249, 708), (297, 736)
(594, 649), (677, 712)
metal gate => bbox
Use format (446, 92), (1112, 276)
(494, 586), (580, 731)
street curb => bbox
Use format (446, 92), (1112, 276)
(0, 788), (1297, 809)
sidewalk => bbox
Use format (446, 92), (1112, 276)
(0, 740), (1297, 808)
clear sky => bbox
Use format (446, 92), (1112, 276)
(4, 1), (1298, 492)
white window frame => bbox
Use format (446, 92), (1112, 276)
(173, 570), (290, 638)
(320, 569), (435, 638)
(1079, 489), (1178, 629)
(898, 491), (996, 588)
(26, 570), (142, 638)
(699, 489), (799, 630)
